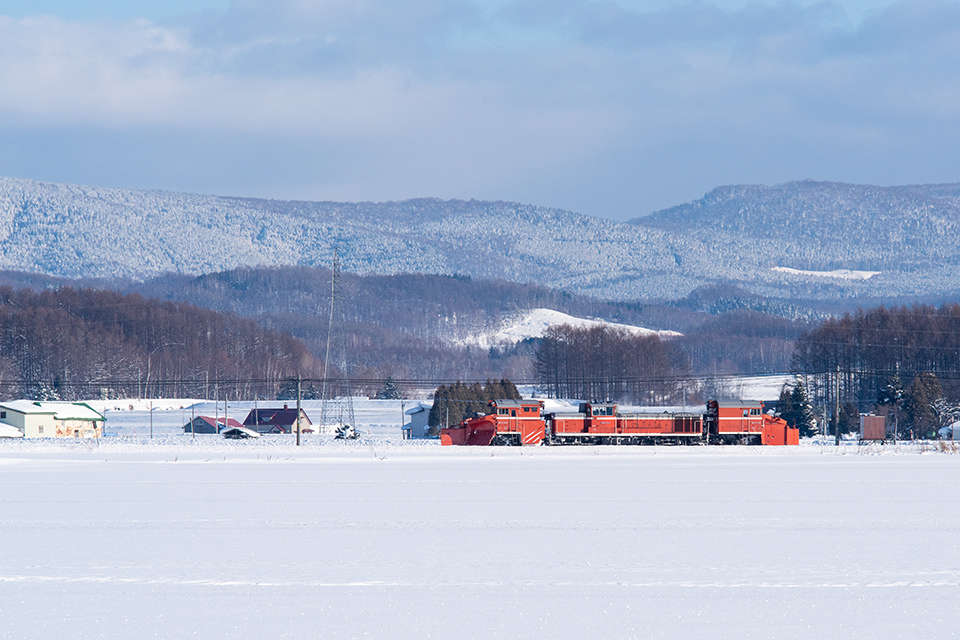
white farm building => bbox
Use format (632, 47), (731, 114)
(0, 401), (105, 438)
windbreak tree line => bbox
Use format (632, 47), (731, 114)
(535, 325), (689, 404)
(0, 287), (321, 401)
(428, 379), (521, 430)
(792, 304), (960, 408)
(791, 304), (960, 438)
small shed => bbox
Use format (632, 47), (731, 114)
(242, 405), (312, 434)
(860, 415), (886, 442)
(403, 403), (432, 439)
(221, 425), (261, 439)
(184, 416), (244, 434)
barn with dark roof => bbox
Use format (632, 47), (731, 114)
(242, 405), (312, 434)
(183, 416), (245, 434)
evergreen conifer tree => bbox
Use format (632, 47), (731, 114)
(790, 381), (817, 438)
(903, 372), (942, 439)
(376, 376), (402, 400)
(428, 378), (522, 428)
(777, 385), (795, 426)
(877, 375), (904, 407)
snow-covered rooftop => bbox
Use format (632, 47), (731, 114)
(0, 423), (23, 438)
(0, 400), (104, 421)
(0, 400), (57, 415)
(33, 402), (104, 421)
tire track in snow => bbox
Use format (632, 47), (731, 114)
(2, 575), (958, 589)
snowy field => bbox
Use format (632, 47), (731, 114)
(2, 432), (959, 639)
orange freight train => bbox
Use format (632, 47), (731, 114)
(441, 399), (798, 446)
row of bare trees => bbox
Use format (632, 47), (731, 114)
(535, 325), (689, 403)
(0, 287), (322, 400)
(792, 304), (960, 408)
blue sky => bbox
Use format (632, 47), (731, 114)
(0, 0), (952, 220)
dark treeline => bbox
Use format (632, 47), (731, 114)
(675, 309), (804, 375)
(0, 267), (815, 389)
(792, 303), (960, 410)
(0, 287), (321, 401)
(133, 267), (703, 381)
(428, 379), (521, 430)
(133, 267), (806, 380)
(535, 325), (689, 404)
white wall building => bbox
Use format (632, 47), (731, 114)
(0, 401), (104, 438)
(403, 402), (432, 439)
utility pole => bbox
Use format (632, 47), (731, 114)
(296, 374), (302, 447)
(835, 364), (841, 447)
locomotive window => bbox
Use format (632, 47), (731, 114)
(743, 410), (749, 417)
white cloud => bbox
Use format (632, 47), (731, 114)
(0, 1), (958, 218)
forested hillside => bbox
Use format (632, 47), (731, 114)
(6, 176), (960, 301)
(128, 266), (808, 380)
(0, 265), (811, 389)
(0, 287), (320, 401)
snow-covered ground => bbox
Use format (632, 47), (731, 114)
(86, 398), (412, 438)
(2, 434), (959, 639)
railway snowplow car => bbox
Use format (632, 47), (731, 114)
(704, 400), (798, 445)
(440, 399), (545, 446)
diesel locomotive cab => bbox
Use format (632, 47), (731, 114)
(440, 399), (546, 446)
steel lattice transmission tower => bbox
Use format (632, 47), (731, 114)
(319, 248), (355, 435)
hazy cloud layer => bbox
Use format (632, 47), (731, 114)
(0, 0), (957, 219)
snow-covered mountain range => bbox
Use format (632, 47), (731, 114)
(3, 176), (960, 301)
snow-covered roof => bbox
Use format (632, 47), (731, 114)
(711, 400), (762, 408)
(0, 400), (57, 415)
(0, 423), (23, 438)
(404, 403), (431, 416)
(193, 416), (244, 430)
(221, 426), (261, 439)
(0, 401), (104, 421)
(491, 399), (537, 409)
(33, 402), (104, 421)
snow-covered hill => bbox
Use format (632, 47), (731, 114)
(461, 308), (681, 348)
(4, 176), (960, 300)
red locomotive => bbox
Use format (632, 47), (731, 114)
(441, 399), (798, 446)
